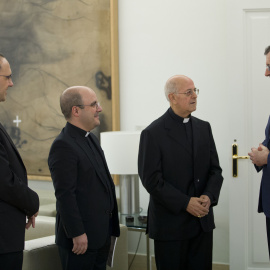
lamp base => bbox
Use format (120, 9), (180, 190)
(119, 175), (140, 215)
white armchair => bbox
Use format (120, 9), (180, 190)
(23, 216), (128, 270)
(23, 216), (61, 270)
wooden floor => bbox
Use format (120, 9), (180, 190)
(128, 254), (229, 270)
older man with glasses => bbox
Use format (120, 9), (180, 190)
(138, 75), (223, 270)
(0, 53), (39, 270)
(249, 45), (270, 259)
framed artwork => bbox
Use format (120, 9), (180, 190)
(0, 0), (120, 180)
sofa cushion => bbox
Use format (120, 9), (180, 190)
(35, 189), (56, 205)
(25, 216), (55, 241)
(39, 203), (57, 217)
(23, 236), (61, 270)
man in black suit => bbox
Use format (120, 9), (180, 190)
(248, 45), (270, 258)
(138, 75), (223, 270)
(0, 53), (39, 270)
(48, 86), (120, 270)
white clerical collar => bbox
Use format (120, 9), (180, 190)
(183, 118), (190, 123)
(85, 131), (91, 137)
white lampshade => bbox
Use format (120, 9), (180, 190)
(100, 131), (141, 175)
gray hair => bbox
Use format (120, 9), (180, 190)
(164, 76), (179, 101)
(0, 53), (5, 71)
(60, 87), (83, 120)
(264, 46), (270, 56)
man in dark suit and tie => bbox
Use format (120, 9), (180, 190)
(248, 45), (270, 258)
(0, 53), (39, 270)
(138, 75), (223, 270)
(48, 86), (120, 270)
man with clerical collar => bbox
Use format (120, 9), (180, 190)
(0, 53), (39, 270)
(138, 75), (223, 270)
(48, 86), (120, 270)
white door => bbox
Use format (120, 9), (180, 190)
(228, 1), (270, 269)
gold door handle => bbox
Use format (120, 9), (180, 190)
(232, 141), (250, 177)
(232, 155), (249, 159)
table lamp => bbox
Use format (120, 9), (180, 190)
(100, 131), (141, 215)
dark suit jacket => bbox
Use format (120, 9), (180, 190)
(256, 115), (270, 217)
(138, 109), (223, 241)
(0, 123), (39, 254)
(48, 122), (120, 250)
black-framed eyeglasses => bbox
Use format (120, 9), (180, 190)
(266, 65), (270, 71)
(75, 101), (101, 109)
(175, 88), (199, 97)
(0, 74), (12, 80)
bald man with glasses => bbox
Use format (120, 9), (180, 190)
(138, 75), (223, 270)
(48, 86), (120, 270)
(0, 53), (39, 270)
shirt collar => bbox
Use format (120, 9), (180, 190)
(168, 107), (191, 124)
(66, 122), (90, 138)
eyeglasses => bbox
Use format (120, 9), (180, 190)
(0, 74), (12, 80)
(75, 101), (101, 109)
(266, 65), (270, 71)
(175, 88), (199, 97)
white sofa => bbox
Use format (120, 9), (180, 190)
(23, 216), (128, 270)
(23, 216), (61, 270)
(35, 189), (57, 217)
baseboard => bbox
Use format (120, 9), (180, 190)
(212, 263), (230, 270)
(128, 253), (229, 270)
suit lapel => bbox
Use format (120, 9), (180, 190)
(89, 133), (114, 184)
(0, 123), (25, 167)
(265, 115), (270, 148)
(191, 116), (200, 160)
(70, 130), (109, 189)
(164, 112), (193, 155)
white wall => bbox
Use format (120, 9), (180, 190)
(118, 0), (229, 264)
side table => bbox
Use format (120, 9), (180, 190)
(119, 213), (150, 270)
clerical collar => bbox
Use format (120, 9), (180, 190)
(183, 118), (190, 123)
(66, 122), (91, 138)
(168, 107), (191, 124)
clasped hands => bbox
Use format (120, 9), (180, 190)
(248, 143), (269, 167)
(186, 195), (210, 218)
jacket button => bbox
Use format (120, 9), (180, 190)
(197, 179), (200, 182)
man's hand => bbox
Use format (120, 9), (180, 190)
(200, 195), (211, 210)
(248, 143), (269, 166)
(72, 233), (88, 255)
(26, 212), (38, 230)
(186, 197), (209, 218)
